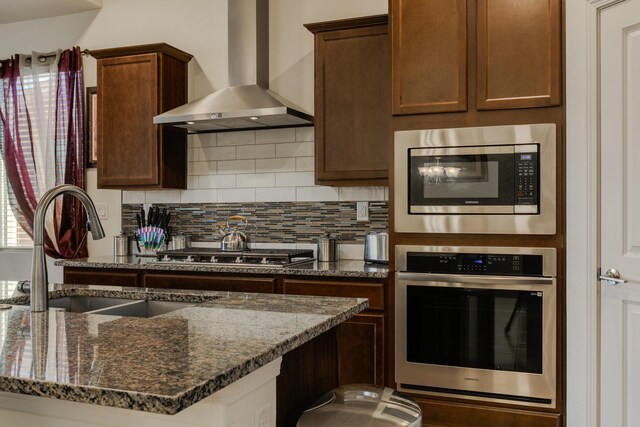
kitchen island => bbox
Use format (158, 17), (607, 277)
(0, 281), (367, 426)
(57, 255), (391, 389)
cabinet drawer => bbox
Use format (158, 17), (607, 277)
(417, 400), (561, 427)
(64, 268), (140, 287)
(143, 273), (276, 293)
(281, 279), (384, 310)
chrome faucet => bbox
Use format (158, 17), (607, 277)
(31, 184), (105, 312)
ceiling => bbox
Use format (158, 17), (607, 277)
(0, 0), (102, 24)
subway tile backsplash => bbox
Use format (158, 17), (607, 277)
(122, 128), (389, 242)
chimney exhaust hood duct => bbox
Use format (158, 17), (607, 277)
(153, 0), (313, 133)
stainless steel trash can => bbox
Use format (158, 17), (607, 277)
(297, 385), (422, 426)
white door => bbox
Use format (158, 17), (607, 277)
(600, 1), (640, 426)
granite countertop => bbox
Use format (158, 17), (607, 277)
(56, 255), (389, 278)
(0, 282), (367, 414)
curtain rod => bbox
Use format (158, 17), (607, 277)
(1, 49), (91, 66)
(21, 49), (91, 64)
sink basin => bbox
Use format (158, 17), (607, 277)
(89, 300), (194, 318)
(48, 296), (135, 313)
(24, 296), (197, 318)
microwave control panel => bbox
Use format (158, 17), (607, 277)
(406, 252), (544, 276)
(515, 151), (539, 208)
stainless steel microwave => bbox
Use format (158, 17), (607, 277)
(394, 124), (556, 234)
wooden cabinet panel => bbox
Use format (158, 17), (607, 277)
(93, 43), (191, 189)
(277, 327), (338, 427)
(282, 277), (386, 387)
(392, 0), (467, 115)
(337, 313), (384, 386)
(143, 273), (276, 293)
(64, 268), (139, 287)
(98, 54), (159, 187)
(306, 16), (389, 186)
(282, 278), (384, 310)
(417, 400), (561, 427)
(476, 0), (561, 110)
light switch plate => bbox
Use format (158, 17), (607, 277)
(95, 203), (108, 220)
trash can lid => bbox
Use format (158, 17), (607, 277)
(297, 385), (422, 427)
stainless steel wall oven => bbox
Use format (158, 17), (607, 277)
(394, 123), (556, 234)
(395, 245), (557, 407)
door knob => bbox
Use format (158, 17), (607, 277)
(599, 268), (628, 285)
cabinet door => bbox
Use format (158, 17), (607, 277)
(314, 23), (389, 185)
(97, 53), (159, 187)
(392, 0), (467, 115)
(337, 313), (384, 387)
(64, 268), (140, 287)
(143, 273), (276, 293)
(476, 0), (561, 110)
(282, 278), (386, 387)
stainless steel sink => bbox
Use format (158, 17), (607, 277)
(48, 296), (136, 313)
(91, 300), (194, 318)
(44, 297), (196, 318)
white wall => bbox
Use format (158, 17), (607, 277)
(0, 250), (63, 282)
(0, 0), (388, 262)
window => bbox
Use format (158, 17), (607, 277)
(1, 178), (29, 248)
(0, 75), (33, 248)
(0, 130), (31, 248)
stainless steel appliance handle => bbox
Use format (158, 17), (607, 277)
(397, 272), (555, 286)
(410, 145), (514, 157)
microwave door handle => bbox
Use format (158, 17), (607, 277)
(396, 272), (555, 286)
(410, 145), (515, 157)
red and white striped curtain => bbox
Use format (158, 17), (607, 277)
(0, 47), (88, 259)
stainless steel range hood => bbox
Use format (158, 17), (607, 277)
(154, 0), (313, 133)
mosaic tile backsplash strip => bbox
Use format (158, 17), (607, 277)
(122, 202), (388, 244)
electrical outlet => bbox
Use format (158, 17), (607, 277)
(356, 201), (369, 222)
(95, 203), (108, 220)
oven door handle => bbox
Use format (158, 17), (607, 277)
(396, 272), (555, 286)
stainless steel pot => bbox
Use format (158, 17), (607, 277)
(364, 231), (388, 264)
(219, 215), (248, 251)
(317, 233), (338, 262)
(168, 235), (190, 250)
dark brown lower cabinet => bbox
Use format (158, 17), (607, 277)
(277, 327), (338, 427)
(281, 278), (386, 387)
(143, 273), (276, 293)
(64, 268), (140, 287)
(417, 400), (561, 427)
(337, 313), (384, 386)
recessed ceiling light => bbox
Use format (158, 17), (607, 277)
(186, 121), (195, 125)
(250, 116), (259, 120)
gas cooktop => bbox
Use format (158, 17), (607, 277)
(151, 247), (315, 268)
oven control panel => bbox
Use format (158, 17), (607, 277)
(406, 252), (544, 276)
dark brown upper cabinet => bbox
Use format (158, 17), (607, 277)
(91, 43), (192, 189)
(476, 0), (562, 110)
(305, 15), (389, 186)
(392, 0), (467, 115)
(391, 0), (561, 115)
